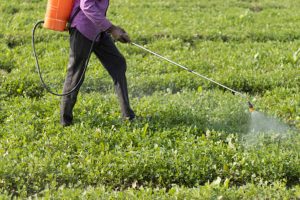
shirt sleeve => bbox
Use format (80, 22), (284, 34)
(80, 0), (112, 31)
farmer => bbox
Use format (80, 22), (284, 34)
(60, 0), (135, 126)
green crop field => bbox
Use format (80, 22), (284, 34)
(1, 0), (300, 199)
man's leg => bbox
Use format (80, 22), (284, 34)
(60, 28), (92, 126)
(93, 33), (135, 120)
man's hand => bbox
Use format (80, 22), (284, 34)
(107, 25), (131, 43)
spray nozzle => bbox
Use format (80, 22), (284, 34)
(248, 101), (255, 112)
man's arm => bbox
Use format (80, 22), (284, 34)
(80, 0), (131, 43)
(80, 0), (112, 32)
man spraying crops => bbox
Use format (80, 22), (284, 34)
(60, 0), (135, 126)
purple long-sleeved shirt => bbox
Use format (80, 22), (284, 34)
(70, 0), (112, 40)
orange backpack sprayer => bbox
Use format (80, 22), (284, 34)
(32, 0), (102, 96)
(43, 0), (75, 31)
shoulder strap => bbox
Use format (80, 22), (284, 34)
(67, 7), (81, 29)
(69, 7), (81, 24)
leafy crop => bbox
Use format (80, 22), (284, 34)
(0, 0), (299, 198)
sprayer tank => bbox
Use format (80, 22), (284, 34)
(44, 0), (75, 31)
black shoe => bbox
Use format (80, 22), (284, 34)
(61, 114), (73, 127)
(123, 110), (136, 121)
(61, 122), (73, 127)
(125, 114), (136, 121)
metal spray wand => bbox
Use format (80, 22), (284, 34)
(131, 42), (255, 112)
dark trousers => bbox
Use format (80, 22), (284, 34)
(60, 28), (134, 125)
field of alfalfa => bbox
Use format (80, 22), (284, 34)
(0, 0), (300, 199)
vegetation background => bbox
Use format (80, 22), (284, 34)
(0, 0), (299, 199)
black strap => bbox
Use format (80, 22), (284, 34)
(67, 7), (81, 29)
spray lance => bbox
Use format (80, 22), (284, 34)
(131, 43), (255, 112)
(32, 0), (255, 112)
